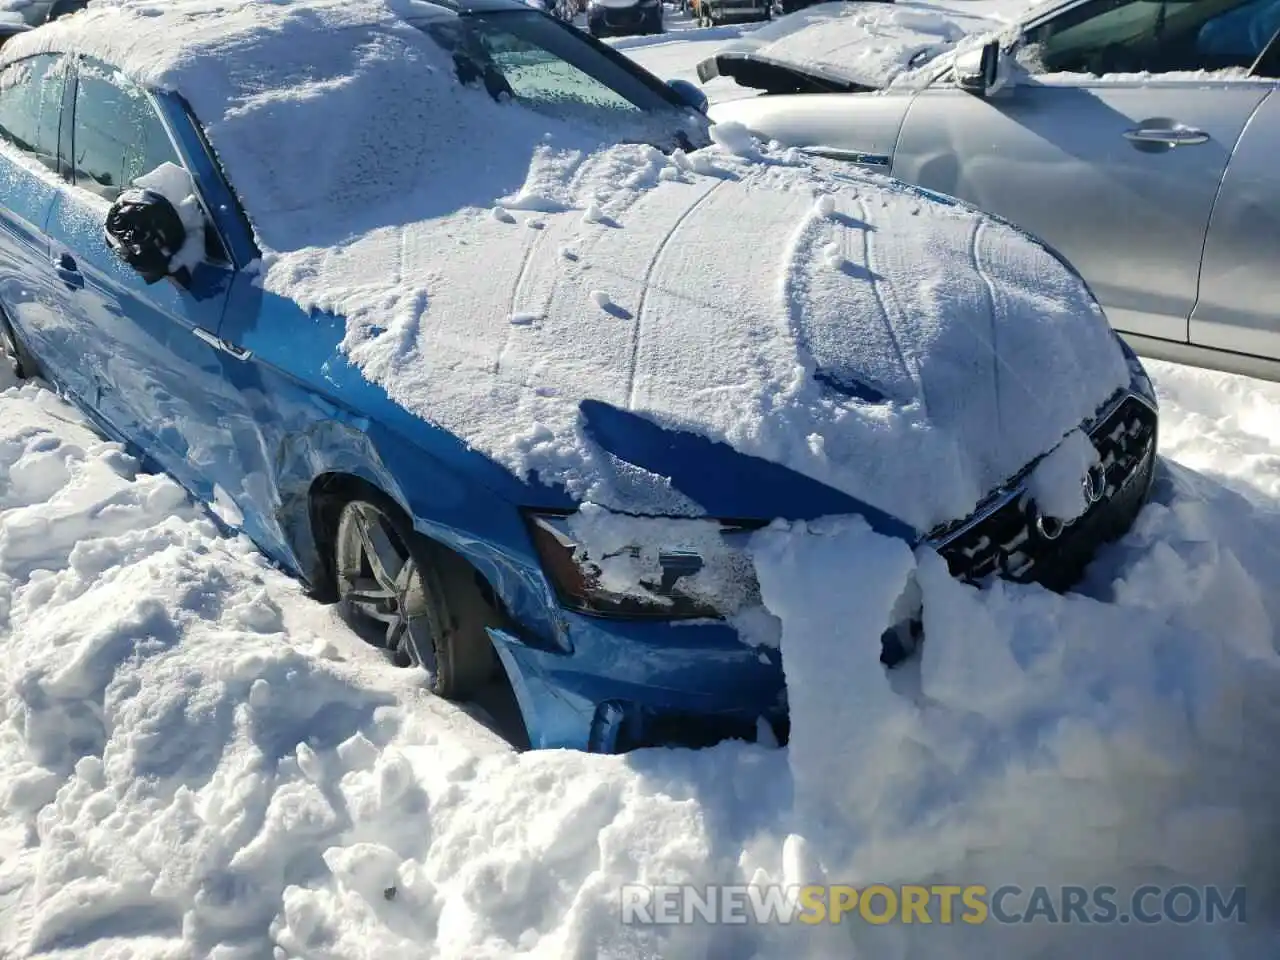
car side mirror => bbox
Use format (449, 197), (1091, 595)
(104, 187), (189, 285)
(667, 78), (709, 114)
(955, 39), (1011, 97)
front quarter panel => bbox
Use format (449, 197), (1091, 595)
(156, 90), (571, 643)
(214, 276), (571, 648)
(709, 91), (914, 168)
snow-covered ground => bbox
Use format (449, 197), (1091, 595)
(2, 4), (1280, 958)
(4, 350), (1280, 959)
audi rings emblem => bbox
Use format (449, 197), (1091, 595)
(1083, 463), (1107, 504)
(1034, 465), (1108, 541)
(1035, 512), (1064, 540)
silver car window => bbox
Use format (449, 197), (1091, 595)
(1020, 0), (1280, 74)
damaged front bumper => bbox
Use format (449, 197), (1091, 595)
(490, 371), (1158, 755)
(488, 613), (785, 752)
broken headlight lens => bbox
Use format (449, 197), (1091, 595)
(524, 510), (761, 620)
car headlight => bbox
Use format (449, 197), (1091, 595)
(525, 510), (761, 619)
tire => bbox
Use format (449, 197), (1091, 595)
(0, 313), (40, 381)
(333, 495), (497, 700)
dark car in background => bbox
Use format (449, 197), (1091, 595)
(586, 0), (663, 37)
(2, 0), (85, 26)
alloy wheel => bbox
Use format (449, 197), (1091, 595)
(334, 500), (440, 673)
(0, 321), (23, 380)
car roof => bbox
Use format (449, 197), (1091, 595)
(0, 0), (535, 82)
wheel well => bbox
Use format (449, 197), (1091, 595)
(306, 473), (506, 621)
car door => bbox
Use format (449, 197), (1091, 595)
(42, 56), (240, 505)
(893, 0), (1279, 346)
(0, 53), (94, 398)
(1191, 66), (1280, 358)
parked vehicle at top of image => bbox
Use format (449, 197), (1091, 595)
(585, 0), (664, 36)
(522, 0), (578, 22)
(1, 0), (86, 27)
(772, 0), (823, 14)
(0, 0), (1157, 755)
(703, 0), (1280, 382)
(0, 19), (27, 49)
(689, 0), (771, 27)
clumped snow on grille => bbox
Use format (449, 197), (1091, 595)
(5, 0), (1128, 532)
(1026, 427), (1100, 522)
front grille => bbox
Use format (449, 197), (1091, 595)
(928, 393), (1157, 592)
(602, 7), (644, 23)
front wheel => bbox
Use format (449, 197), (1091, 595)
(0, 313), (40, 381)
(334, 497), (497, 699)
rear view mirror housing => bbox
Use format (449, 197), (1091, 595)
(667, 78), (709, 114)
(104, 187), (188, 285)
(955, 39), (1012, 97)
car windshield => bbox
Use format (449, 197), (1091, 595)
(411, 9), (703, 146)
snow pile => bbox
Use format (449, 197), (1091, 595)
(0, 382), (723, 959)
(3, 0), (1128, 532)
(1147, 359), (1280, 508)
(746, 456), (1280, 958)
(707, 119), (762, 159)
(1025, 427), (1099, 522)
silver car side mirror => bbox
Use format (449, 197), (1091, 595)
(955, 39), (1010, 97)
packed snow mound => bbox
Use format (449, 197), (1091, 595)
(4, 0), (1127, 530)
(750, 483), (1280, 959)
(2, 368), (1280, 957)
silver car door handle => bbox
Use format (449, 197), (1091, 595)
(1123, 126), (1209, 146)
(192, 326), (253, 361)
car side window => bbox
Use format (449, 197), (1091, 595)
(70, 61), (182, 201)
(0, 54), (67, 172)
(1197, 0), (1280, 73)
(1020, 0), (1280, 75)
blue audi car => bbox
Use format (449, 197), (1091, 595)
(0, 0), (1157, 752)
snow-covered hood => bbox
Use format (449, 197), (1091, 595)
(702, 0), (1002, 90)
(291, 140), (1129, 533)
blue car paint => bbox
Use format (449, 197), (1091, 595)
(0, 53), (1156, 753)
